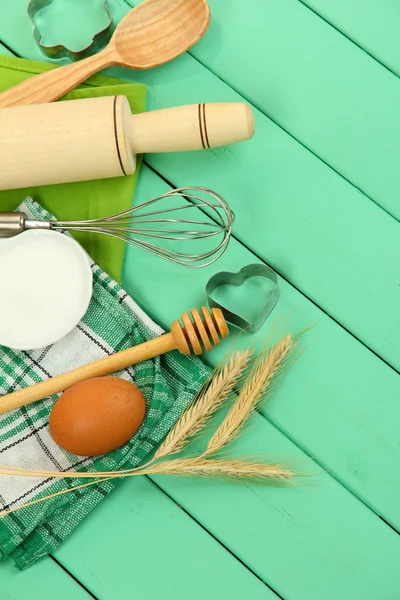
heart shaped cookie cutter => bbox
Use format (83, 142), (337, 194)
(27, 0), (113, 61)
(206, 263), (279, 333)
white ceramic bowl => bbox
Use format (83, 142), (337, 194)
(0, 230), (93, 350)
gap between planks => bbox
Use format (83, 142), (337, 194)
(186, 51), (400, 226)
(0, 37), (399, 526)
(2, 19), (400, 364)
(0, 35), (398, 589)
(297, 0), (400, 80)
(143, 161), (400, 537)
(144, 161), (399, 380)
(121, 0), (400, 225)
(50, 556), (98, 600)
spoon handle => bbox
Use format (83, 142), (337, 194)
(0, 49), (115, 108)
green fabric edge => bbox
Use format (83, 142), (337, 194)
(0, 53), (142, 91)
(0, 54), (147, 282)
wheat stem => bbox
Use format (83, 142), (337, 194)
(142, 457), (294, 480)
(0, 457), (294, 518)
(0, 350), (253, 481)
(0, 336), (299, 519)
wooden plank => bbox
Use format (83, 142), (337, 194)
(113, 161), (400, 600)
(2, 167), (399, 600)
(21, 153), (400, 599)
(2, 1), (400, 371)
(54, 476), (277, 600)
(149, 414), (400, 600)
(3, 0), (400, 219)
(0, 41), (15, 57)
(0, 0), (131, 63)
(0, 556), (93, 600)
(0, 54), (399, 595)
(183, 0), (400, 221)
(123, 165), (400, 533)
(301, 0), (400, 77)
(0, 2), (399, 598)
(114, 55), (400, 372)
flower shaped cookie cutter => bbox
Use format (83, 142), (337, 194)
(27, 0), (114, 61)
(206, 264), (280, 334)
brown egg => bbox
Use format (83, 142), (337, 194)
(49, 376), (146, 456)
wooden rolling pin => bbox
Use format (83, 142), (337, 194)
(0, 97), (254, 190)
(0, 307), (229, 415)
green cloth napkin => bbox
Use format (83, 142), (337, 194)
(0, 54), (146, 282)
(0, 199), (210, 570)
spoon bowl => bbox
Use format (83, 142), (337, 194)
(0, 0), (211, 107)
(112, 0), (211, 69)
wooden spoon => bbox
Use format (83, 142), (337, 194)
(0, 0), (210, 108)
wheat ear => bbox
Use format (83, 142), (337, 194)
(0, 338), (297, 518)
(204, 334), (295, 456)
(152, 348), (252, 461)
(143, 457), (294, 481)
(0, 348), (252, 481)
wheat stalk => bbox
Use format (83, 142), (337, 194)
(152, 348), (252, 461)
(0, 348), (253, 481)
(0, 457), (295, 518)
(204, 334), (295, 456)
(143, 457), (294, 481)
(0, 335), (300, 519)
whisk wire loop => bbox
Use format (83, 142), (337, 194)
(48, 187), (234, 268)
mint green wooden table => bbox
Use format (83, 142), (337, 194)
(1, 1), (399, 598)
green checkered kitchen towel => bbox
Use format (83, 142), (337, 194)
(0, 199), (211, 570)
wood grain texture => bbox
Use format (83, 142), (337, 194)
(0, 95), (134, 189)
(187, 0), (400, 220)
(32, 152), (400, 598)
(0, 41), (14, 57)
(0, 98), (253, 190)
(149, 415), (400, 600)
(54, 476), (278, 600)
(152, 421), (400, 600)
(129, 102), (254, 153)
(113, 52), (400, 372)
(126, 166), (400, 535)
(301, 0), (400, 77)
(0, 1), (399, 599)
(0, 0), (210, 107)
(0, 308), (228, 414)
(0, 556), (93, 600)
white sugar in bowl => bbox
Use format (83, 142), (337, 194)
(0, 230), (93, 350)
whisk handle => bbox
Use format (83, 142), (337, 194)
(129, 102), (255, 154)
(0, 213), (26, 238)
(0, 213), (54, 238)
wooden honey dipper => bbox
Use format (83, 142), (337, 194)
(0, 307), (229, 416)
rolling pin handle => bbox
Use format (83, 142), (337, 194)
(129, 102), (255, 154)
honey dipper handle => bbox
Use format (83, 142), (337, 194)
(0, 48), (117, 108)
(0, 333), (177, 415)
(129, 102), (255, 154)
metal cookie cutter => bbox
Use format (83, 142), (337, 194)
(206, 264), (279, 333)
(27, 0), (114, 61)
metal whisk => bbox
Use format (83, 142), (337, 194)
(0, 188), (234, 268)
